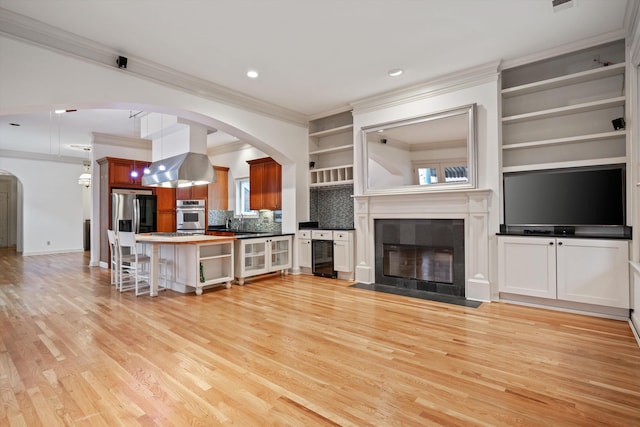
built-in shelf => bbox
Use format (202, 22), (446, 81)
(308, 111), (354, 188)
(502, 96), (625, 124)
(502, 156), (627, 173)
(309, 124), (354, 138)
(501, 63), (625, 98)
(310, 165), (354, 187)
(502, 130), (626, 151)
(309, 144), (353, 156)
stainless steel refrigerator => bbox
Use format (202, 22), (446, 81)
(111, 189), (157, 233)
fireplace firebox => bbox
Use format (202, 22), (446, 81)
(375, 219), (465, 296)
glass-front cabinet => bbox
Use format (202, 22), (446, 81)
(234, 236), (292, 285)
(270, 236), (291, 270)
(242, 240), (268, 276)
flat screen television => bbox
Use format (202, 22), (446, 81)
(503, 165), (626, 227)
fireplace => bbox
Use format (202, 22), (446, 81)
(375, 219), (465, 296)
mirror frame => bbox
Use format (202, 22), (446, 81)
(361, 103), (477, 194)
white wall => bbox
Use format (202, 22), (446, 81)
(0, 35), (308, 259)
(0, 157), (84, 255)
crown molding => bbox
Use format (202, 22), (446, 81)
(351, 61), (500, 114)
(0, 8), (307, 126)
(0, 149), (82, 164)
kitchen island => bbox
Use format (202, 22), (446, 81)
(135, 233), (236, 296)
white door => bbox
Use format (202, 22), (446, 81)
(298, 238), (311, 268)
(269, 236), (291, 271)
(498, 236), (557, 299)
(556, 238), (630, 308)
(0, 192), (8, 247)
(333, 240), (350, 272)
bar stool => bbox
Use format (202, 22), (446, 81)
(116, 231), (151, 294)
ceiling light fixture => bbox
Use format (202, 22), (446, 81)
(388, 68), (404, 77)
(247, 70), (259, 78)
(78, 161), (91, 188)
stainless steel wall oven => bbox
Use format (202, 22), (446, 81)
(176, 199), (206, 234)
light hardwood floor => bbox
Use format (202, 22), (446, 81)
(0, 248), (639, 426)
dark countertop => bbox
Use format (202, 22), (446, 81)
(496, 232), (631, 240)
(207, 226), (294, 240)
(234, 232), (295, 240)
(299, 227), (355, 231)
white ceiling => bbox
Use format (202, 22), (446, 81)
(0, 0), (635, 158)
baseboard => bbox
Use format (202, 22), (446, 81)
(500, 293), (630, 321)
(631, 311), (640, 347)
(23, 248), (84, 256)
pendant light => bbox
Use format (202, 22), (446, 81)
(78, 146), (92, 187)
(129, 111), (142, 178)
(78, 161), (91, 187)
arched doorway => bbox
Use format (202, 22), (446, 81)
(0, 172), (21, 250)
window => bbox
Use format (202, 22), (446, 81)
(235, 178), (257, 216)
(414, 160), (468, 185)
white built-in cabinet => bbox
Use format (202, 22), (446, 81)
(297, 230), (312, 268)
(498, 236), (629, 309)
(332, 231), (353, 273)
(308, 111), (354, 187)
(298, 230), (354, 279)
(234, 236), (292, 285)
(174, 241), (234, 295)
(501, 40), (627, 172)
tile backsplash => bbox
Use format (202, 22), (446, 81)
(310, 184), (354, 229)
(208, 210), (282, 234)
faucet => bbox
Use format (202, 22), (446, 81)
(239, 213), (244, 231)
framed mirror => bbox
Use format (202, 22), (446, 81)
(362, 103), (476, 193)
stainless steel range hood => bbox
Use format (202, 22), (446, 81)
(141, 152), (215, 188)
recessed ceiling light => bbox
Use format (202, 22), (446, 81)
(247, 70), (259, 79)
(54, 109), (66, 114)
(388, 68), (404, 77)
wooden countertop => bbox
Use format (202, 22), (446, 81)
(135, 233), (236, 244)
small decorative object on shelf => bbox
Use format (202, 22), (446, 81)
(199, 262), (205, 283)
(612, 117), (625, 130)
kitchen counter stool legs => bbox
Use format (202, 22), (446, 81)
(107, 230), (119, 286)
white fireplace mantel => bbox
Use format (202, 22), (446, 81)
(353, 188), (492, 302)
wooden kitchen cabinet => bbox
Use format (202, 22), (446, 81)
(97, 157), (150, 265)
(104, 157), (150, 187)
(176, 184), (208, 201)
(155, 187), (176, 232)
(208, 166), (229, 210)
(247, 157), (282, 210)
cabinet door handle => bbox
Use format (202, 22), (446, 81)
(549, 242), (554, 246)
(558, 242), (563, 246)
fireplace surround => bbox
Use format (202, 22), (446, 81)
(353, 189), (492, 302)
